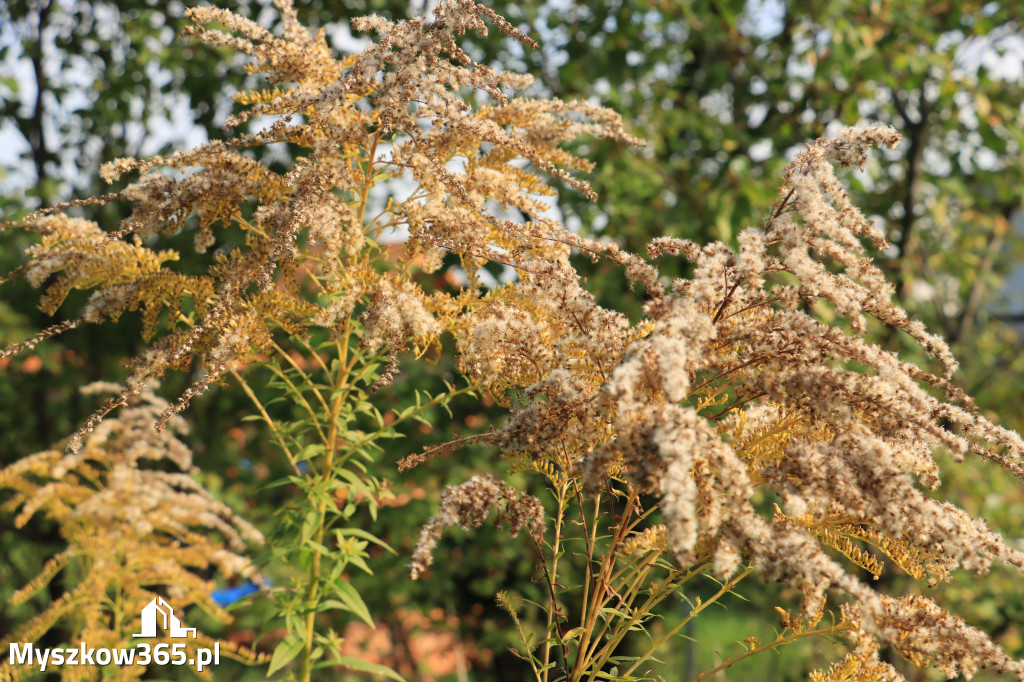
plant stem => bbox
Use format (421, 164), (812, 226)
(571, 490), (636, 680)
(583, 561), (708, 680)
(231, 369), (301, 476)
(690, 623), (851, 682)
(541, 478), (570, 681)
(621, 566), (755, 679)
(299, 325), (350, 682)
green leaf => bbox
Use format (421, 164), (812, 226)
(315, 657), (405, 680)
(304, 540), (331, 554)
(328, 578), (374, 626)
(266, 633), (304, 677)
(301, 510), (321, 543)
(297, 444), (325, 462)
(560, 626), (586, 642)
(335, 527), (396, 554)
(346, 554), (372, 575)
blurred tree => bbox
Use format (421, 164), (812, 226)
(1, 0), (249, 458)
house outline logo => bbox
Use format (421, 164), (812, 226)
(132, 597), (197, 639)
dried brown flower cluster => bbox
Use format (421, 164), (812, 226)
(409, 473), (544, 580)
(4, 0), (1024, 678)
(434, 123), (1024, 679)
(3, 0), (641, 458)
(0, 383), (265, 681)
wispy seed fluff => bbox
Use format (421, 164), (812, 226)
(0, 382), (264, 665)
(3, 0), (1023, 677)
(4, 0), (643, 453)
(409, 474), (544, 580)
(438, 125), (1024, 679)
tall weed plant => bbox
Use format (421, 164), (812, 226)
(3, 2), (1024, 681)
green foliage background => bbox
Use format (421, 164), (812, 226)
(2, 0), (1023, 680)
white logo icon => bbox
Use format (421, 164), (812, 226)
(133, 597), (196, 639)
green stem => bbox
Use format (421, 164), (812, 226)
(263, 361), (329, 444)
(690, 623), (851, 682)
(621, 566), (755, 679)
(299, 329), (350, 682)
(231, 369), (301, 476)
(541, 479), (569, 682)
(581, 554), (656, 674)
(583, 562), (705, 681)
(571, 490), (635, 681)
(270, 339), (330, 413)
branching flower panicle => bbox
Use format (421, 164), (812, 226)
(0, 383), (265, 680)
(440, 125), (1024, 679)
(4, 1), (1024, 680)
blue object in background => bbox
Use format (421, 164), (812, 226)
(210, 580), (261, 607)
